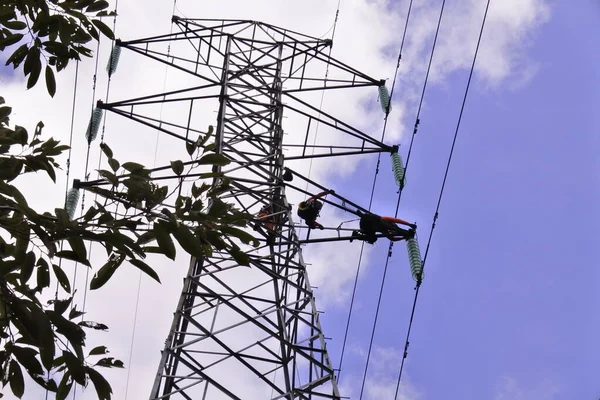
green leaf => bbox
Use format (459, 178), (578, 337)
(172, 224), (204, 257)
(220, 226), (259, 247)
(186, 141), (195, 156)
(195, 129), (212, 148)
(11, 345), (43, 376)
(198, 153), (230, 166)
(20, 251), (35, 284)
(68, 307), (85, 320)
(91, 19), (114, 40)
(24, 46), (42, 90)
(56, 250), (90, 266)
(128, 259), (160, 284)
(99, 142), (113, 159)
(205, 230), (227, 250)
(86, 1), (110, 12)
(8, 299), (55, 370)
(36, 259), (50, 290)
(9, 360), (24, 398)
(14, 125), (28, 145)
(45, 66), (56, 97)
(67, 236), (87, 263)
(53, 264), (71, 292)
(0, 157), (23, 182)
(96, 10), (118, 17)
(108, 158), (119, 172)
(0, 106), (12, 120)
(95, 357), (124, 368)
(154, 222), (176, 260)
(34, 121), (44, 137)
(170, 160), (184, 176)
(62, 352), (86, 385)
(13, 220), (30, 260)
(46, 311), (85, 359)
(78, 321), (108, 330)
(89, 346), (108, 356)
(97, 169), (118, 186)
(3, 21), (27, 30)
(56, 372), (73, 400)
(31, 305), (55, 370)
(4, 44), (28, 67)
(207, 198), (229, 218)
(0, 33), (24, 49)
(203, 142), (216, 153)
(86, 367), (113, 400)
(140, 246), (163, 254)
(105, 231), (145, 258)
(229, 245), (250, 266)
(89, 255), (123, 290)
(51, 297), (72, 315)
(86, 24), (99, 41)
(136, 231), (155, 246)
(121, 162), (145, 172)
(192, 182), (211, 198)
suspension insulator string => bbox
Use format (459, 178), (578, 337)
(406, 236), (423, 282)
(378, 82), (392, 114)
(84, 107), (103, 144)
(390, 145), (406, 189)
(106, 44), (122, 77)
(65, 187), (81, 220)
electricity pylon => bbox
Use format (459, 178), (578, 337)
(99, 17), (391, 399)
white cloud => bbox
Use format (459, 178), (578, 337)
(339, 346), (422, 400)
(494, 376), (562, 400)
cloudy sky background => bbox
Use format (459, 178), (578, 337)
(1, 0), (598, 399)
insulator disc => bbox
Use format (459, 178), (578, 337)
(107, 45), (122, 76)
(378, 84), (391, 114)
(85, 107), (103, 143)
(406, 236), (423, 282)
(391, 151), (406, 188)
(65, 187), (80, 220)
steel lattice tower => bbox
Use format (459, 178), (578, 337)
(96, 17), (393, 399)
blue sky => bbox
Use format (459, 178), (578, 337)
(0, 1), (598, 399)
(323, 1), (600, 399)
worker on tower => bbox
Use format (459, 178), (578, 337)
(353, 212), (416, 244)
(297, 189), (333, 230)
(255, 205), (277, 245)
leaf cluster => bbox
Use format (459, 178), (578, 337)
(0, 99), (258, 399)
(0, 97), (124, 399)
(1, 0), (116, 96)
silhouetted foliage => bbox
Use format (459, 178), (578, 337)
(0, 0), (116, 96)
(0, 97), (256, 398)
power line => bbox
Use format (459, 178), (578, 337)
(404, 0), (447, 171)
(124, 1), (176, 397)
(73, 2), (120, 399)
(46, 54), (81, 400)
(304, 0), (341, 197)
(338, 0), (417, 386)
(393, 0), (492, 397)
(70, 32), (102, 400)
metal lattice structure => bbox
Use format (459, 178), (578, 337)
(97, 18), (392, 399)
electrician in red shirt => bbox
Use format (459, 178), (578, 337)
(354, 212), (416, 244)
